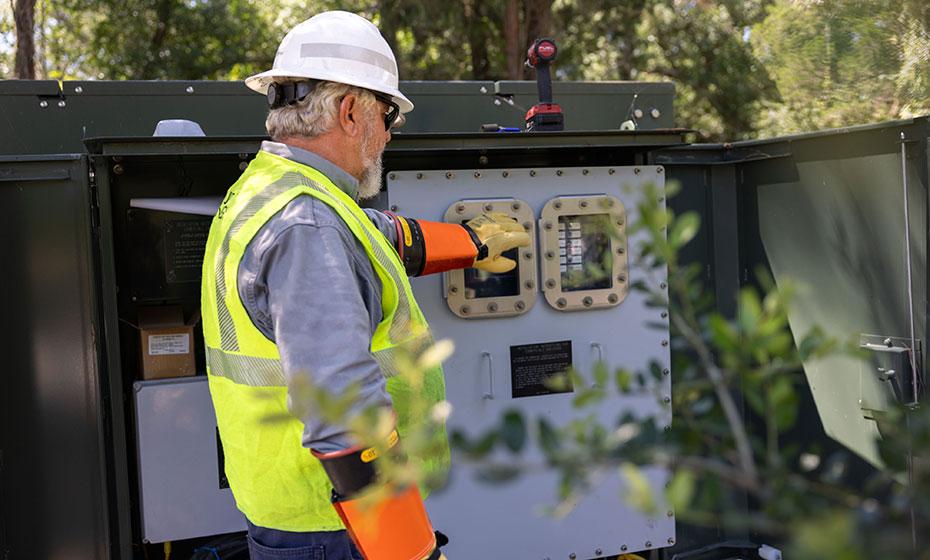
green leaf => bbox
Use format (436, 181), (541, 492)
(668, 211), (701, 249)
(476, 464), (522, 484)
(621, 463), (657, 514)
(615, 368), (633, 393)
(665, 470), (696, 511)
(537, 418), (561, 457)
(500, 410), (527, 453)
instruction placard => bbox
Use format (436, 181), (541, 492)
(164, 219), (210, 284)
(510, 340), (574, 398)
(148, 333), (191, 356)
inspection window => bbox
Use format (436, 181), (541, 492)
(443, 198), (537, 319)
(538, 195), (628, 311)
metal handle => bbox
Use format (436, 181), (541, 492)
(590, 342), (604, 387)
(900, 132), (919, 407)
(482, 351), (494, 400)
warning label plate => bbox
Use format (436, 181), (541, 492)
(510, 340), (574, 398)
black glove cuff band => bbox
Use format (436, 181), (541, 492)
(317, 449), (377, 501)
(461, 223), (489, 261)
(402, 217), (427, 277)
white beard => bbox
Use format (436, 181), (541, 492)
(357, 124), (384, 200)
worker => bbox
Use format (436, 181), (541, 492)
(200, 10), (530, 560)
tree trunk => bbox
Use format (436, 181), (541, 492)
(504, 0), (521, 79)
(14, 0), (37, 79)
(464, 0), (492, 80)
(522, 0), (552, 79)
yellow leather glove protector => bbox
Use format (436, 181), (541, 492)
(464, 212), (531, 273)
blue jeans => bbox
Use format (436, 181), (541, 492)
(246, 521), (364, 560)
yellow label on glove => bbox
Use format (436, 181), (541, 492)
(361, 430), (400, 463)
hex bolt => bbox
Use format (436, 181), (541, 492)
(474, 171), (482, 179)
(238, 162), (248, 171)
(416, 172), (423, 180)
(186, 86), (194, 93)
(390, 205), (399, 212)
(579, 200), (588, 208)
(660, 311), (668, 318)
(39, 100), (48, 108)
(480, 86), (488, 93)
(389, 173), (397, 180)
(446, 172), (455, 180)
(487, 302), (499, 312)
(608, 168), (616, 175)
(659, 281), (667, 289)
(545, 279), (557, 289)
(556, 170), (565, 176)
(484, 204), (493, 212)
(523, 221), (533, 230)
(633, 109), (644, 119)
(58, 100), (66, 108)
(523, 252), (533, 260)
(570, 554), (576, 560)
(74, 86), (83, 93)
(608, 293), (619, 304)
(663, 368), (670, 376)
(524, 281), (535, 290)
(456, 204), (466, 214)
(511, 202), (521, 211)
(664, 425), (672, 431)
(545, 250), (555, 260)
(658, 196), (665, 202)
(460, 305), (470, 315)
(616, 247), (624, 255)
(634, 167), (641, 175)
(515, 300), (526, 311)
(645, 541), (653, 548)
(657, 166), (664, 174)
(554, 201), (563, 210)
(667, 510), (674, 517)
(661, 340), (669, 347)
(618, 274), (627, 282)
(502, 171), (510, 178)
(668, 538), (675, 545)
(544, 222), (553, 230)
(478, 156), (489, 166)
(449, 285), (459, 294)
(621, 545), (628, 552)
(113, 164), (124, 175)
(582, 169), (590, 175)
(582, 296), (593, 307)
(556, 298), (567, 308)
(529, 170), (537, 177)
(663, 396), (671, 404)
(651, 108), (661, 119)
(595, 549), (603, 556)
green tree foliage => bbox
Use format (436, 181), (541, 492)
(752, 0), (930, 135)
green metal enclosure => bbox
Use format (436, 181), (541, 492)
(0, 79), (926, 559)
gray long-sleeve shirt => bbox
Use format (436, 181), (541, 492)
(237, 141), (399, 453)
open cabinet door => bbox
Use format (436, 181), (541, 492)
(0, 154), (112, 559)
(661, 117), (930, 469)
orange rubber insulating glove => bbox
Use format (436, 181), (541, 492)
(388, 212), (530, 277)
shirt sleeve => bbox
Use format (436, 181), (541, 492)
(363, 208), (398, 246)
(261, 222), (393, 453)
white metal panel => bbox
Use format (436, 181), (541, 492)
(388, 166), (674, 559)
(134, 377), (246, 543)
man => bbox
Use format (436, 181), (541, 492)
(200, 11), (529, 560)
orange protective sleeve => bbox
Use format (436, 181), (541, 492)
(333, 484), (437, 560)
(418, 220), (478, 276)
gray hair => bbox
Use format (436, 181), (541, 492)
(265, 81), (378, 140)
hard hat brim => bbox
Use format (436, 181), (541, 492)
(245, 69), (415, 114)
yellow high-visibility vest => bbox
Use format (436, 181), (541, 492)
(201, 149), (449, 531)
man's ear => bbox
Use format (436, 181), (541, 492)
(338, 94), (361, 137)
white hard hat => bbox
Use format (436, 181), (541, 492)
(245, 11), (413, 113)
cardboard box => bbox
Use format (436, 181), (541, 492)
(138, 306), (196, 380)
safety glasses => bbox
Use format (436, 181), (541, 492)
(371, 92), (401, 131)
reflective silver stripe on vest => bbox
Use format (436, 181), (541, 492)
(215, 181), (296, 351)
(207, 346), (286, 387)
(299, 43), (398, 77)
